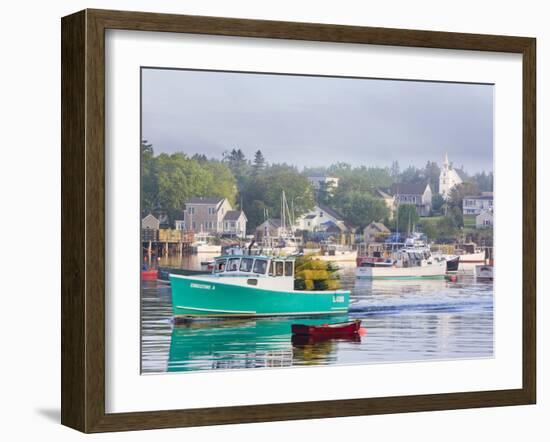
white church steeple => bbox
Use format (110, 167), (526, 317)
(439, 153), (462, 199)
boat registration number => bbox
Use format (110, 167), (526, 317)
(190, 283), (215, 290)
(332, 295), (345, 303)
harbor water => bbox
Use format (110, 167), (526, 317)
(141, 257), (493, 373)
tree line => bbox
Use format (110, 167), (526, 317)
(141, 141), (493, 236)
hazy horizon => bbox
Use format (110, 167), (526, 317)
(142, 68), (494, 174)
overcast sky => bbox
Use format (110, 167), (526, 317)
(141, 68), (494, 174)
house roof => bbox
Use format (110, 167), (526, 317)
(390, 182), (429, 196)
(365, 221), (390, 233)
(142, 213), (158, 222)
(256, 218), (281, 229)
(304, 214), (317, 219)
(464, 194), (493, 200)
(224, 210), (246, 221)
(318, 204), (345, 221)
(375, 188), (393, 199)
(186, 197), (225, 205)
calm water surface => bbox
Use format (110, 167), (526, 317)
(141, 258), (493, 373)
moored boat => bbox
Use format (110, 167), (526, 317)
(291, 319), (362, 336)
(356, 247), (446, 280)
(475, 264), (494, 280)
(454, 242), (486, 263)
(445, 255), (460, 272)
(170, 254), (350, 318)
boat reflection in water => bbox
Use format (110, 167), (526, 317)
(167, 315), (358, 372)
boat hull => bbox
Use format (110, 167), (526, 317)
(356, 263), (446, 280)
(170, 275), (350, 317)
(458, 251), (486, 263)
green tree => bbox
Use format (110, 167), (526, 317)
(240, 164), (315, 231)
(390, 160), (400, 180)
(337, 192), (389, 227)
(140, 140), (158, 213)
(423, 160), (440, 194)
(432, 193), (445, 214)
(448, 182), (479, 210)
(396, 204), (420, 234)
(252, 150), (266, 175)
(399, 166), (422, 184)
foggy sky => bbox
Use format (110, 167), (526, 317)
(141, 68), (494, 174)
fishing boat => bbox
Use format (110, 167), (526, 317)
(454, 242), (486, 263)
(291, 319), (362, 337)
(356, 247), (446, 279)
(475, 264), (494, 280)
(445, 255), (460, 272)
(170, 254), (350, 318)
(191, 233), (222, 253)
(314, 243), (357, 262)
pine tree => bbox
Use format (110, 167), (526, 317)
(252, 150), (266, 175)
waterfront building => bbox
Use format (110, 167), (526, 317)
(439, 153), (464, 199)
(142, 213), (160, 230)
(463, 192), (494, 215)
(174, 197), (247, 237)
(363, 221), (391, 243)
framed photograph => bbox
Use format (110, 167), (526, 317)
(61, 9), (536, 433)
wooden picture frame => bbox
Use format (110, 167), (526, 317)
(61, 8), (536, 433)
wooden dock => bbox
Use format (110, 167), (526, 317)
(142, 228), (195, 260)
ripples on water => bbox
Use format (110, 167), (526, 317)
(141, 262), (493, 373)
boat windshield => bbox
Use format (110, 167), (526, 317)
(239, 258), (254, 272)
(227, 257), (241, 272)
(214, 259), (227, 273)
(253, 259), (268, 274)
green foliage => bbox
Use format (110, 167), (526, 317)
(448, 182), (479, 210)
(396, 204), (420, 234)
(252, 150), (266, 175)
(336, 191), (389, 227)
(432, 193), (445, 213)
(240, 164), (315, 231)
(423, 161), (440, 194)
(141, 142), (237, 221)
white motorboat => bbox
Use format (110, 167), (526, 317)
(356, 247), (446, 279)
(454, 242), (486, 263)
(475, 264), (494, 280)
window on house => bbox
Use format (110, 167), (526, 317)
(188, 207), (195, 215)
(192, 221), (196, 230)
(208, 207), (215, 215)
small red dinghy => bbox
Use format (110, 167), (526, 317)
(291, 319), (362, 337)
(141, 269), (158, 280)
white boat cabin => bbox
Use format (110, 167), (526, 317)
(204, 255), (296, 291)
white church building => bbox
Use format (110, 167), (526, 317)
(439, 153), (464, 199)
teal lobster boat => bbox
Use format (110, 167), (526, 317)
(170, 254), (350, 318)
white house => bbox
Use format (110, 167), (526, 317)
(439, 153), (464, 199)
(463, 192), (494, 215)
(174, 197), (247, 236)
(295, 204), (348, 232)
(222, 210), (248, 238)
(391, 182), (433, 217)
(476, 210), (493, 228)
(255, 218), (283, 241)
